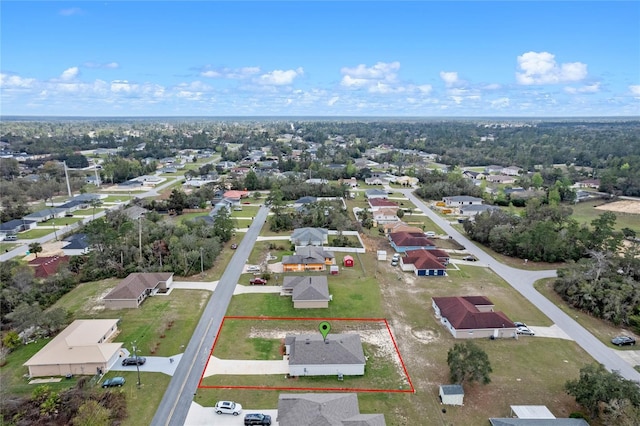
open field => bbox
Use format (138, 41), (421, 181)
(572, 200), (640, 233)
(18, 228), (55, 239)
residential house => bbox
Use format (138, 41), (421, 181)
(365, 177), (389, 186)
(484, 165), (504, 174)
(103, 272), (174, 309)
(486, 175), (517, 184)
(462, 170), (486, 180)
(62, 233), (90, 256)
(223, 190), (249, 202)
(368, 198), (399, 211)
(502, 166), (523, 176)
(394, 176), (419, 186)
(432, 296), (516, 339)
(574, 179), (600, 189)
(0, 219), (36, 236)
(342, 177), (358, 188)
(290, 227), (329, 247)
(459, 204), (501, 218)
(389, 232), (436, 253)
(373, 208), (399, 224)
(277, 393), (385, 426)
(305, 178), (328, 185)
(442, 196), (483, 207)
(282, 247), (335, 272)
(118, 180), (144, 188)
(284, 333), (366, 376)
(23, 207), (67, 223)
(29, 255), (70, 278)
(365, 189), (388, 200)
(400, 249), (448, 276)
(293, 196), (318, 208)
(23, 319), (122, 378)
(382, 221), (423, 235)
(489, 405), (590, 426)
(281, 276), (330, 309)
(122, 205), (149, 220)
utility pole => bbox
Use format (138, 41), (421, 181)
(132, 341), (141, 388)
(138, 216), (143, 261)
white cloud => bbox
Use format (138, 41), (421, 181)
(256, 68), (304, 85)
(629, 85), (640, 97)
(60, 67), (79, 81)
(84, 62), (119, 69)
(516, 51), (587, 85)
(59, 8), (83, 16)
(490, 97), (510, 108)
(483, 83), (501, 90)
(564, 83), (600, 94)
(416, 84), (433, 94)
(440, 71), (459, 87)
(0, 73), (36, 88)
(327, 96), (339, 106)
(110, 80), (137, 93)
(340, 62), (400, 89)
(200, 66), (261, 79)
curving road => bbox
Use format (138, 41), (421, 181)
(150, 205), (270, 426)
(401, 189), (640, 382)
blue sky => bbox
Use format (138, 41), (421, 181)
(1, 1), (639, 117)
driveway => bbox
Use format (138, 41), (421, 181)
(203, 356), (289, 377)
(184, 404), (278, 426)
(524, 324), (574, 340)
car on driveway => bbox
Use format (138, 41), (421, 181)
(517, 326), (535, 335)
(215, 400), (242, 415)
(122, 356), (146, 366)
(249, 277), (267, 285)
(244, 413), (272, 425)
(102, 377), (125, 388)
(514, 321), (526, 328)
(246, 265), (260, 272)
(611, 336), (636, 346)
(462, 255), (477, 261)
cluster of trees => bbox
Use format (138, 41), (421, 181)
(99, 156), (157, 184)
(463, 202), (624, 263)
(447, 341), (492, 386)
(566, 363), (640, 424)
(267, 194), (356, 233)
(415, 169), (482, 200)
(554, 247), (640, 330)
(0, 381), (127, 426)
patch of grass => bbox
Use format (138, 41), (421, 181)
(109, 371), (172, 426)
(72, 208), (107, 216)
(231, 206), (260, 217)
(101, 195), (136, 203)
(36, 217), (83, 227)
(0, 242), (19, 251)
(18, 228), (56, 239)
(571, 200), (640, 233)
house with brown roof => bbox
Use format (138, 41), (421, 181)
(432, 296), (516, 339)
(400, 249), (449, 276)
(28, 255), (69, 278)
(382, 221), (423, 235)
(389, 232), (436, 253)
(103, 272), (174, 309)
(278, 393), (385, 426)
(281, 276), (331, 308)
(23, 319), (122, 377)
(368, 198), (399, 211)
(284, 333), (366, 376)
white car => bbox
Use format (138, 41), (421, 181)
(246, 265), (260, 272)
(214, 400), (243, 416)
(517, 326), (535, 335)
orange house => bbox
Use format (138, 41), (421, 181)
(282, 247), (335, 272)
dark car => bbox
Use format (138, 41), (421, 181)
(102, 376), (125, 388)
(462, 255), (477, 261)
(611, 336), (636, 346)
(122, 356), (146, 366)
(249, 277), (267, 285)
(244, 413), (272, 425)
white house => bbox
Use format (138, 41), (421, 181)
(284, 333), (365, 377)
(442, 196), (483, 207)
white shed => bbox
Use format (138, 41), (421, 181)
(377, 250), (387, 261)
(439, 384), (464, 406)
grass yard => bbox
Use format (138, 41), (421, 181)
(231, 205), (260, 217)
(101, 195), (136, 203)
(72, 207), (107, 216)
(571, 200), (640, 233)
(0, 242), (19, 251)
(18, 228), (56, 239)
(36, 216), (83, 227)
(235, 218), (253, 229)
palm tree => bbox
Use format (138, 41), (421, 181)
(28, 242), (43, 258)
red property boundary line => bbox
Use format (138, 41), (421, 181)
(198, 316), (415, 393)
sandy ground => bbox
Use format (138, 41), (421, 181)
(595, 200), (640, 214)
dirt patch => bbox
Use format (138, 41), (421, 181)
(595, 200), (640, 214)
(411, 328), (440, 343)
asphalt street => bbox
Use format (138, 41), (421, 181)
(401, 188), (640, 382)
(150, 205), (270, 426)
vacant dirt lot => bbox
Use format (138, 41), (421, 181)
(595, 200), (640, 214)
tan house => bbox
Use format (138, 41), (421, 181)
(282, 276), (330, 309)
(103, 272), (174, 309)
(383, 221), (423, 235)
(23, 319), (122, 377)
(282, 247), (335, 272)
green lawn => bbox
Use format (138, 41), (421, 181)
(72, 207), (107, 216)
(36, 216), (83, 227)
(570, 200), (640, 233)
(100, 195), (136, 203)
(19, 228), (56, 239)
(231, 205), (260, 217)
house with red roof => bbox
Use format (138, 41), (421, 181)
(389, 232), (436, 253)
(223, 190), (250, 202)
(432, 296), (517, 339)
(400, 249), (450, 276)
(28, 255), (70, 278)
(368, 198), (399, 211)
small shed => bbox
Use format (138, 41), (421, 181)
(439, 384), (464, 406)
(330, 265), (340, 275)
(343, 255), (354, 267)
(377, 250), (387, 261)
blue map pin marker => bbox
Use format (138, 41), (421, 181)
(319, 321), (331, 341)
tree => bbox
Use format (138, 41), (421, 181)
(397, 209), (405, 219)
(212, 206), (235, 242)
(531, 172), (544, 189)
(447, 341), (492, 385)
(2, 330), (21, 350)
(28, 242), (43, 258)
(243, 170), (259, 190)
(566, 363), (640, 420)
(167, 189), (188, 215)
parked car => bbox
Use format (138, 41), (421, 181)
(122, 356), (146, 366)
(246, 265), (260, 272)
(231, 243), (238, 249)
(250, 277), (267, 285)
(3, 235), (17, 241)
(101, 377), (126, 388)
(611, 336), (636, 346)
(392, 253), (401, 261)
(514, 322), (526, 328)
(214, 400), (242, 416)
(244, 413), (272, 425)
(462, 255), (477, 261)
(516, 326), (535, 336)
(425, 231), (436, 237)
(391, 260), (398, 266)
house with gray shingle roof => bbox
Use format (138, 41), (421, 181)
(277, 393), (386, 426)
(103, 272), (174, 309)
(23, 208), (68, 223)
(290, 227), (329, 247)
(282, 276), (330, 308)
(284, 333), (365, 376)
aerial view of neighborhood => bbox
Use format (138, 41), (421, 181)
(0, 117), (639, 426)
(1, 1), (639, 425)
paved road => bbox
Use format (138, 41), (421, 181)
(400, 189), (640, 382)
(150, 205), (270, 426)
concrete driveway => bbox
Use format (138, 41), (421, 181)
(184, 404), (278, 426)
(203, 356), (289, 377)
(524, 324), (574, 340)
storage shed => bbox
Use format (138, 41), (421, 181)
(343, 255), (354, 267)
(439, 384), (464, 406)
(330, 265), (340, 275)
